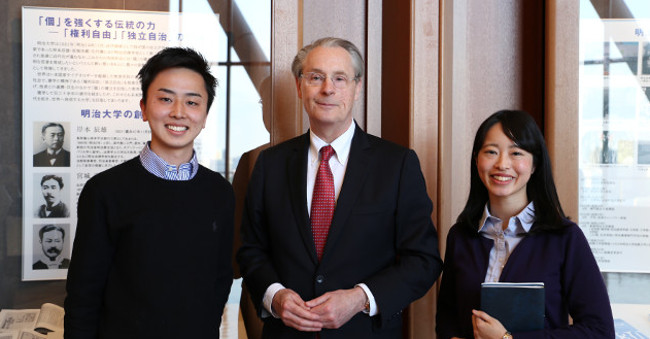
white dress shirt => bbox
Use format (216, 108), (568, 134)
(263, 121), (379, 317)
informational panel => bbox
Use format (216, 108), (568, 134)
(21, 6), (220, 280)
(579, 19), (650, 273)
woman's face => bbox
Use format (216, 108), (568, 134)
(476, 123), (535, 207)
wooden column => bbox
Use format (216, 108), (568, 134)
(382, 0), (440, 337)
(271, 0), (302, 145)
(546, 0), (579, 220)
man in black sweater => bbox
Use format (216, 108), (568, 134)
(64, 47), (234, 339)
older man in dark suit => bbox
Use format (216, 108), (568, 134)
(237, 37), (443, 338)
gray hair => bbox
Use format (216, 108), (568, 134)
(291, 37), (364, 80)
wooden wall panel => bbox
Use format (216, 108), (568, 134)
(301, 0), (367, 131)
(381, 0), (411, 147)
(521, 0), (546, 127)
(380, 0), (440, 337)
(409, 2), (440, 337)
(381, 0), (415, 336)
(439, 0), (543, 255)
(366, 1), (382, 136)
(271, 0), (302, 145)
(546, 0), (579, 220)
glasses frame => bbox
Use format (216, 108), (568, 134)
(299, 71), (359, 89)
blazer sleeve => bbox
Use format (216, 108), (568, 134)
(64, 178), (116, 338)
(436, 227), (464, 338)
(363, 149), (443, 326)
(236, 150), (281, 315)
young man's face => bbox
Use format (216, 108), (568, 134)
(140, 67), (209, 163)
(41, 178), (62, 207)
(41, 229), (64, 260)
(42, 126), (65, 152)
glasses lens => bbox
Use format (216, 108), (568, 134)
(303, 72), (353, 88)
(332, 75), (349, 89)
(308, 73), (324, 86)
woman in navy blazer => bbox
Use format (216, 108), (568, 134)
(436, 110), (615, 338)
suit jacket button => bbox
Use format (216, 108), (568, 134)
(316, 275), (324, 284)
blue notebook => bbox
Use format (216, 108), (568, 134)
(480, 282), (545, 332)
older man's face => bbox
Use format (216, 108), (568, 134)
(42, 126), (65, 152)
(41, 230), (64, 260)
(296, 46), (362, 139)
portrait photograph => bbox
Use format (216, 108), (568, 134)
(31, 223), (71, 271)
(33, 173), (70, 219)
(32, 121), (71, 167)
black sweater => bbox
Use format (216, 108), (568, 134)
(65, 157), (234, 339)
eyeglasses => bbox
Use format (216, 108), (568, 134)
(300, 72), (358, 89)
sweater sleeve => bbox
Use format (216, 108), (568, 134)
(64, 177), (116, 339)
(213, 179), (236, 320)
(513, 224), (615, 339)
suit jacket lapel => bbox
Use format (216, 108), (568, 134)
(287, 133), (319, 264)
(321, 125), (371, 261)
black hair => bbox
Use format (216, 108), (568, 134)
(39, 224), (65, 241)
(41, 122), (64, 135)
(40, 174), (64, 189)
(457, 110), (567, 234)
(137, 47), (217, 110)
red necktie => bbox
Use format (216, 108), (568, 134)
(311, 145), (336, 260)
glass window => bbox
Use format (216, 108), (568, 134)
(181, 0), (271, 180)
(579, 0), (650, 336)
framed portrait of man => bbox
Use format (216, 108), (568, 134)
(33, 122), (71, 168)
(31, 223), (71, 271)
